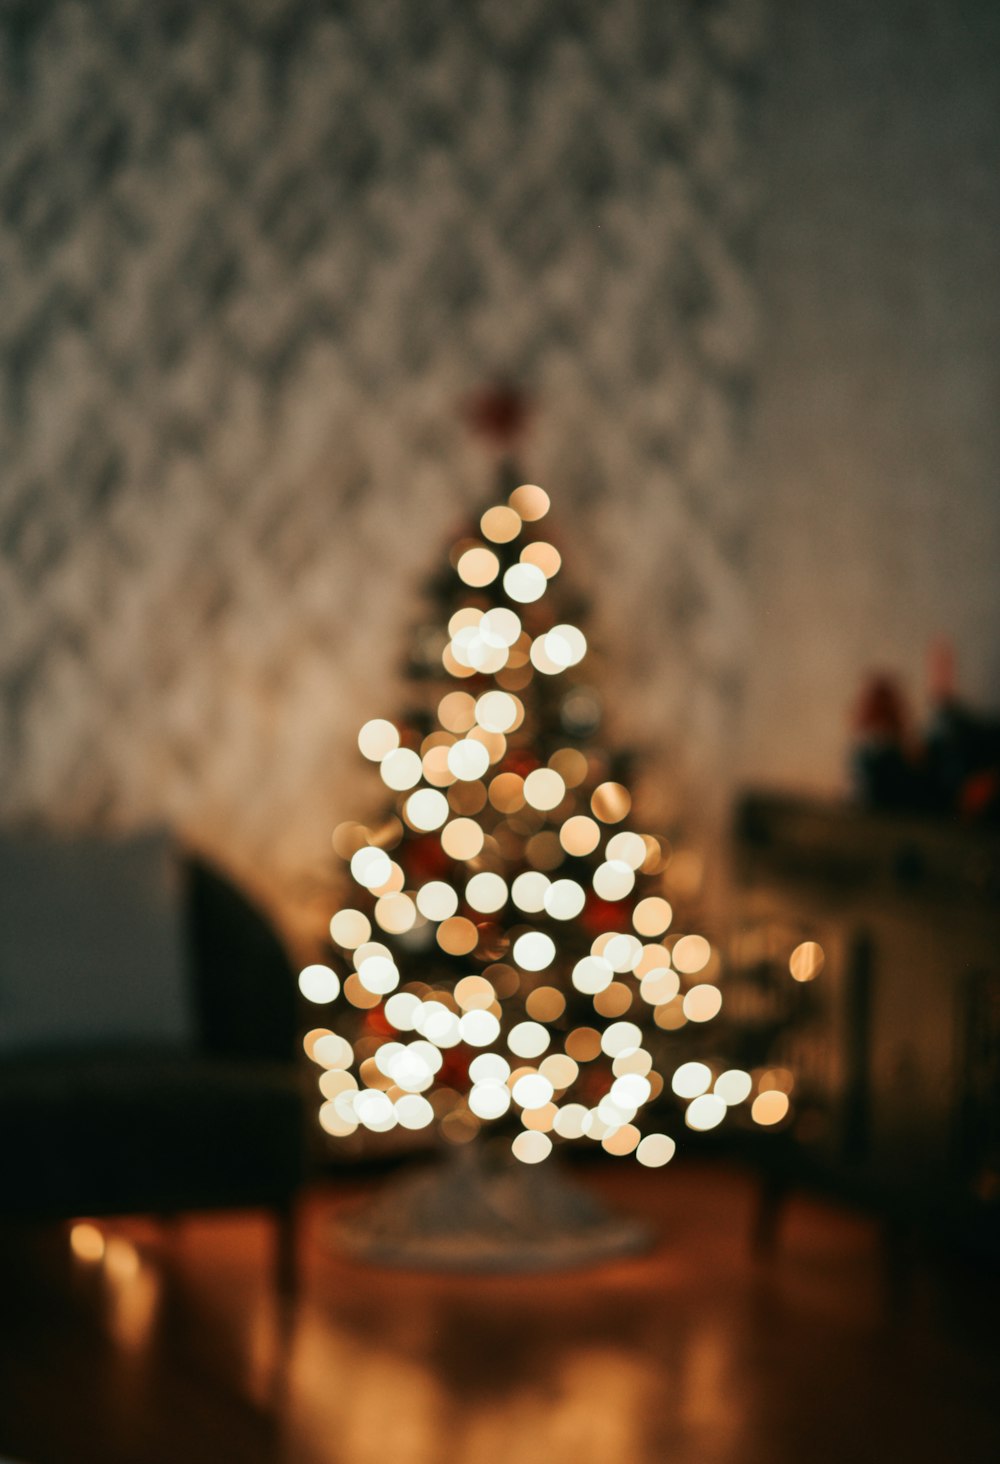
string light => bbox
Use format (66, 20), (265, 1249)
(311, 482), (818, 1171)
(298, 965), (340, 1003)
(503, 562), (547, 603)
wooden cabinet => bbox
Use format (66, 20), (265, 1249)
(732, 793), (1000, 1237)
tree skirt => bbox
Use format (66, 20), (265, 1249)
(331, 1150), (652, 1272)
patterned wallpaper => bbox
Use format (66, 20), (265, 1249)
(740, 0), (1000, 795)
(0, 0), (763, 923)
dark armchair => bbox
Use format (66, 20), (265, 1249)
(0, 831), (307, 1290)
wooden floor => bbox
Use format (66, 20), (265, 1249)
(1, 1161), (998, 1464)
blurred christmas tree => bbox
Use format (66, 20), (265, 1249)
(301, 469), (815, 1180)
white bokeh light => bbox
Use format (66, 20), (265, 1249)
(475, 691), (519, 733)
(544, 624), (587, 667)
(448, 739), (491, 781)
(512, 1130), (552, 1164)
(385, 992), (421, 1031)
(686, 1094), (727, 1131)
(459, 1010), (501, 1047)
(479, 607), (521, 647)
(358, 719), (398, 761)
(611, 1073), (652, 1108)
(357, 955), (399, 995)
(553, 1104), (591, 1139)
(465, 872), (508, 913)
(593, 860), (635, 902)
(512, 871), (550, 913)
(601, 1022), (643, 1057)
(418, 1003), (462, 1048)
(672, 1062), (713, 1099)
(375, 1042), (404, 1077)
(572, 956), (614, 994)
(313, 1033), (353, 1070)
(469, 1081), (511, 1121)
(512, 932), (556, 971)
(298, 964), (340, 1004)
(415, 881), (459, 922)
(512, 1073), (555, 1109)
(379, 747), (423, 791)
(508, 1021), (551, 1058)
(350, 847), (392, 889)
(394, 1094), (434, 1130)
(543, 879), (586, 920)
(355, 1090), (396, 1132)
(503, 562), (547, 604)
(604, 934), (643, 973)
(469, 1052), (510, 1084)
(715, 1070), (753, 1106)
(405, 789), (449, 830)
(605, 832), (646, 869)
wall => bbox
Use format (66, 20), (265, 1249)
(0, 0), (763, 918)
(739, 0), (1000, 795)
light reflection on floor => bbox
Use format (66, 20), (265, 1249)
(3, 1164), (999, 1464)
(277, 1167), (997, 1464)
(288, 1317), (674, 1464)
(283, 1182), (776, 1464)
